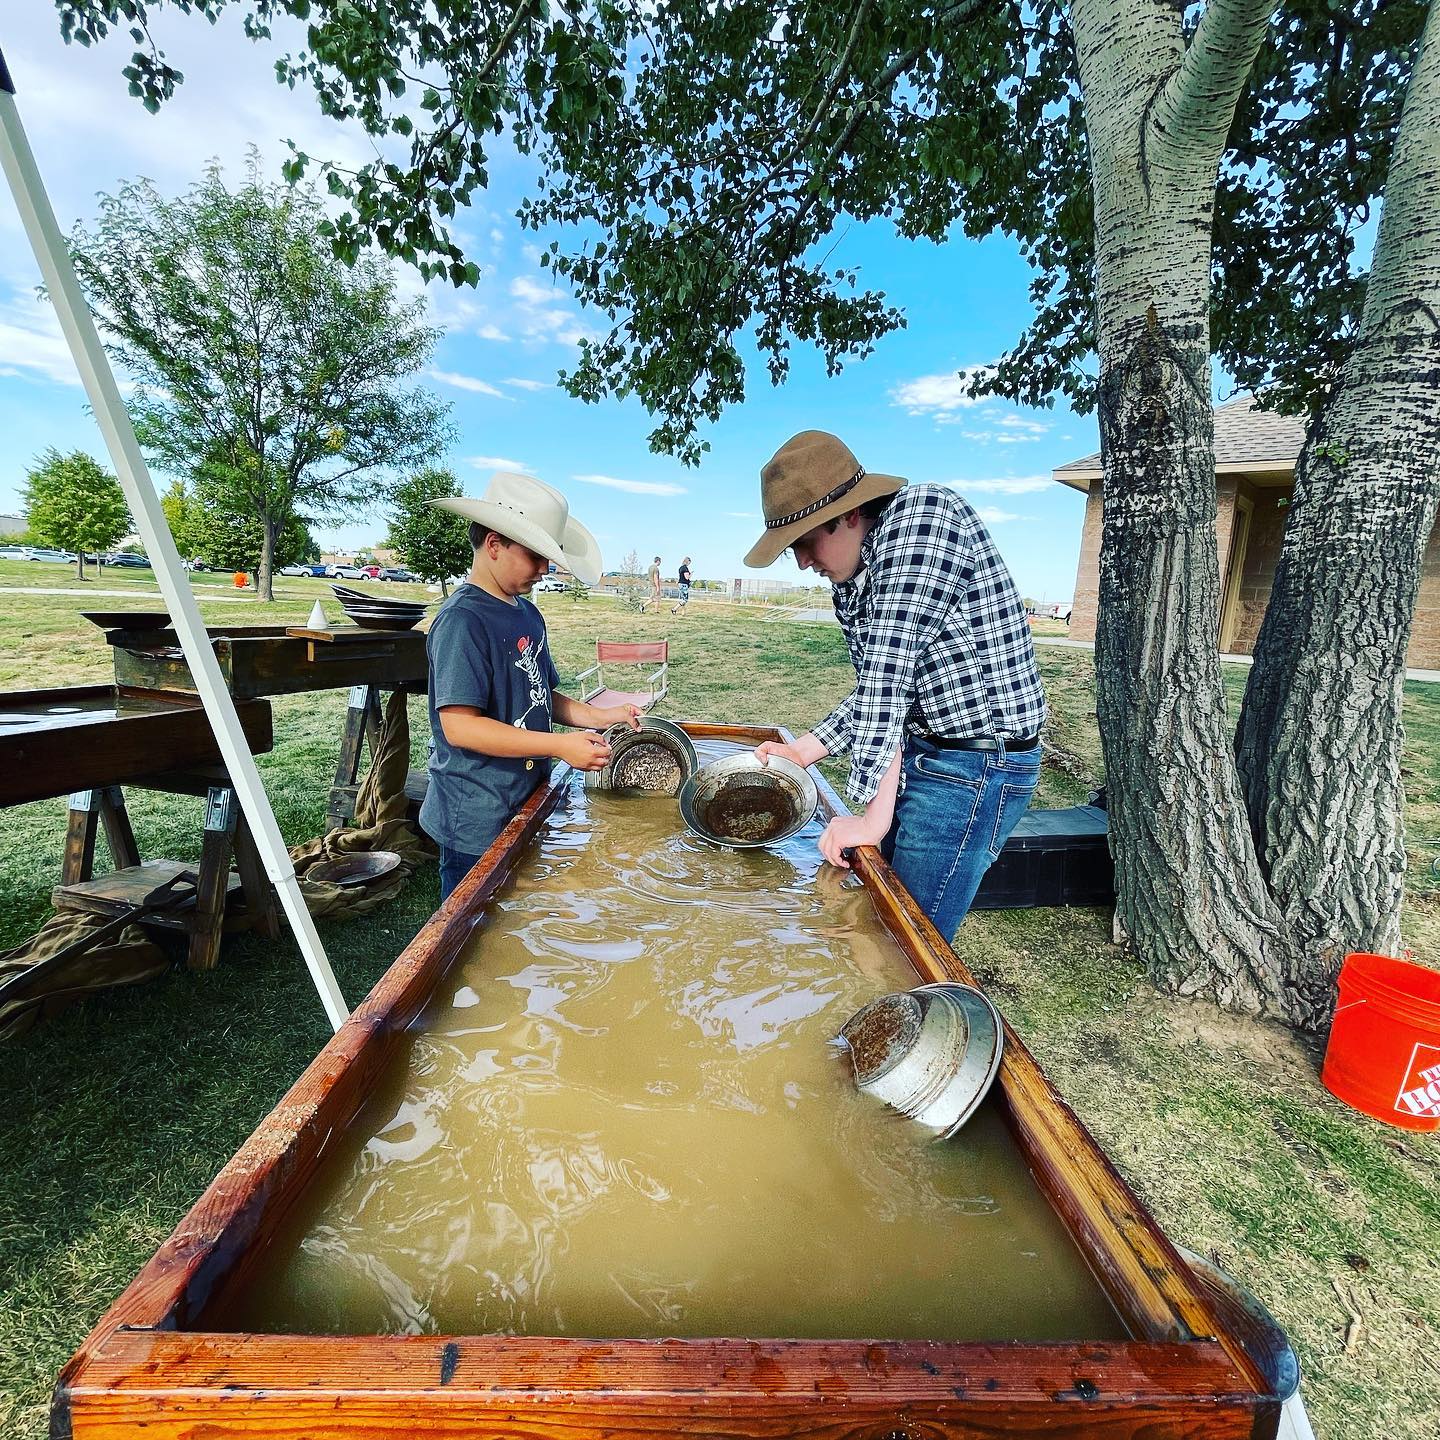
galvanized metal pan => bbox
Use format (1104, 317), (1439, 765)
(678, 751), (819, 848)
(585, 715), (698, 795)
(836, 982), (1003, 1138)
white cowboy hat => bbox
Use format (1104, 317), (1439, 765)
(431, 472), (602, 586)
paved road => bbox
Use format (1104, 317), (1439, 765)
(1028, 635), (1440, 683)
(2, 585), (255, 602)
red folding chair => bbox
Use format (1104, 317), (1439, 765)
(576, 641), (669, 711)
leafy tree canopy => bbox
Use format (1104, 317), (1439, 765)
(67, 150), (452, 595)
(55, 1), (1426, 456)
(162, 478), (315, 572)
(387, 466), (472, 592)
(22, 448), (130, 576)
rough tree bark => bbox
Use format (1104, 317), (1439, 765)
(1070, 0), (1303, 1015)
(1235, 3), (1440, 1028)
(259, 513), (278, 603)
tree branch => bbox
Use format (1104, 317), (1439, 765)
(1147, 0), (1277, 175)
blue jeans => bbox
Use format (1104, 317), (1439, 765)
(883, 738), (1041, 942)
(439, 846), (482, 903)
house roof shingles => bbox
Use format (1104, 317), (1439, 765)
(1053, 397), (1307, 482)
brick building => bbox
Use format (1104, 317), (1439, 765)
(1054, 395), (1440, 667)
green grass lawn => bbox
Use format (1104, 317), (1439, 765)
(0, 584), (1437, 1438)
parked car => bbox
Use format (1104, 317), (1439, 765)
(0, 545), (32, 560)
(378, 566), (417, 582)
(278, 562), (319, 577)
(330, 562), (380, 580)
(105, 552), (152, 568)
(27, 548), (76, 564)
(533, 574), (567, 593)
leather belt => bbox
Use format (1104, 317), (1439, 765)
(917, 733), (1040, 753)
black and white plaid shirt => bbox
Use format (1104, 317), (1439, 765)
(810, 483), (1046, 806)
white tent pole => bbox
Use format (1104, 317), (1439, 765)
(0, 51), (349, 1031)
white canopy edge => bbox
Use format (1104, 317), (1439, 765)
(0, 61), (349, 1031)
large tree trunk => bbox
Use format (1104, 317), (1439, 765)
(258, 515), (278, 603)
(1071, 0), (1297, 1015)
(1235, 4), (1440, 1029)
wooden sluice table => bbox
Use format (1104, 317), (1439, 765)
(104, 621), (428, 828)
(52, 722), (1286, 1439)
(0, 684), (278, 970)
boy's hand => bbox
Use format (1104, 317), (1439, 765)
(594, 703), (643, 731)
(555, 731), (613, 771)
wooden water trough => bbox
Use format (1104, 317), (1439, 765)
(53, 723), (1283, 1439)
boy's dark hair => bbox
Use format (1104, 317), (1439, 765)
(469, 521), (510, 551)
(858, 494), (895, 522)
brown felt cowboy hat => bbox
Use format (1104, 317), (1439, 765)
(744, 431), (906, 569)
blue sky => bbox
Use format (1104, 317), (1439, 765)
(0, 10), (1091, 601)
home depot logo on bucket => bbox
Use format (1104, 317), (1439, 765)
(1322, 951), (1440, 1133)
(1395, 1044), (1440, 1121)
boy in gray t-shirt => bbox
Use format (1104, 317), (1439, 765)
(423, 473), (639, 900)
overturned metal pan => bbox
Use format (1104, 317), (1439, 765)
(835, 982), (1003, 1138)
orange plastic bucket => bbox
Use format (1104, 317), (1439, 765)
(1322, 952), (1440, 1132)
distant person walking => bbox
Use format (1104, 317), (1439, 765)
(671, 556), (692, 615)
(639, 555), (662, 612)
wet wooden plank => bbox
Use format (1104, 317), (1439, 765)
(0, 693), (273, 808)
(60, 1332), (1274, 1440)
(844, 847), (1269, 1390)
(799, 737), (1269, 1385)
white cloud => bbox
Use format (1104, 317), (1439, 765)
(509, 275), (594, 347)
(953, 476), (1052, 496)
(427, 368), (511, 399)
(476, 323), (511, 342)
(466, 455), (531, 472)
(573, 473), (687, 497)
(0, 289), (81, 387)
(725, 511), (758, 518)
(890, 367), (993, 417)
(503, 377), (551, 392)
(974, 506), (1021, 526)
(961, 414), (1052, 444)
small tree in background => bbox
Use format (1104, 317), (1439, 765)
(70, 155), (451, 601)
(201, 507), (315, 575)
(22, 448), (130, 580)
(387, 467), (472, 596)
(618, 549), (644, 611)
(567, 575), (589, 603)
(160, 479), (206, 562)
(162, 478), (313, 572)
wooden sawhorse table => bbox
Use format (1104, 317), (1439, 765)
(53, 771), (281, 972)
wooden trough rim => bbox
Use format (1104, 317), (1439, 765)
(54, 722), (1279, 1437)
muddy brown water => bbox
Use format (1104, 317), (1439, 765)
(223, 752), (1124, 1341)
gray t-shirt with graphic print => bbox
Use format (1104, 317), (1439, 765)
(421, 584), (561, 855)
